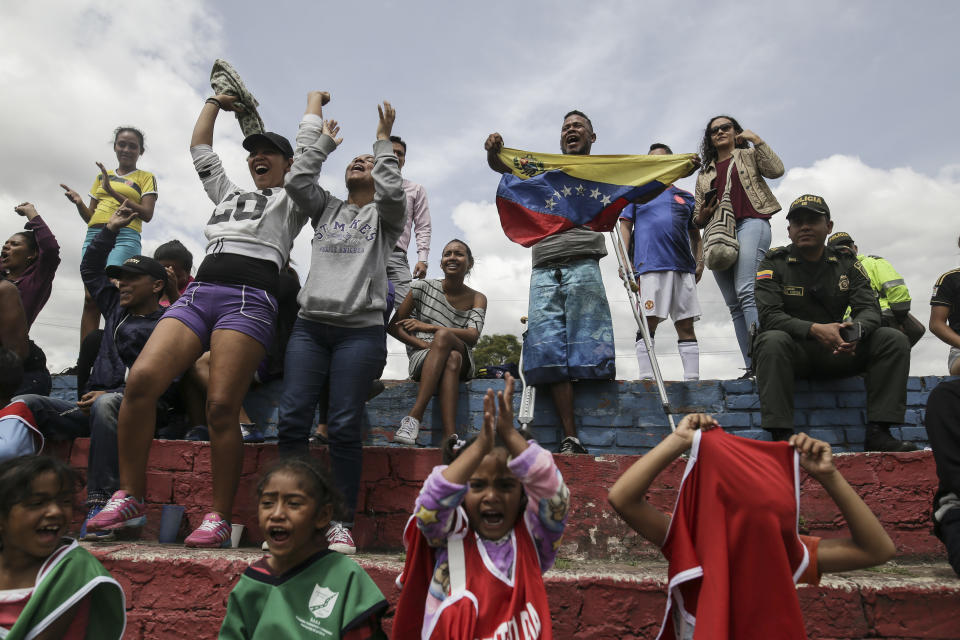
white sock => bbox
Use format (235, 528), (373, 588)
(678, 340), (700, 381)
(635, 337), (655, 380)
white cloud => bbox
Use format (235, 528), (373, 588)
(0, 1), (231, 369)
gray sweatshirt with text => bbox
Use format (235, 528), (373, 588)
(284, 115), (407, 327)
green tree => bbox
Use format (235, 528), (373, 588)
(472, 333), (522, 368)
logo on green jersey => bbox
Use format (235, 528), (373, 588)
(309, 584), (339, 619)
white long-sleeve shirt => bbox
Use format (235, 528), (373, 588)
(395, 179), (431, 262)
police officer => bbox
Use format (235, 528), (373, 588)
(827, 231), (924, 345)
(753, 194), (916, 452)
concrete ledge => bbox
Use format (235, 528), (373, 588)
(48, 375), (958, 455)
(51, 440), (946, 559)
(88, 542), (960, 640)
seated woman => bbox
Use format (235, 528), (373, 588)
(389, 239), (486, 447)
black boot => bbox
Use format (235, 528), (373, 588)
(864, 423), (917, 452)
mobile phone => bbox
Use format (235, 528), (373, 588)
(839, 322), (863, 343)
(703, 188), (717, 204)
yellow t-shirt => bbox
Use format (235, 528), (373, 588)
(87, 169), (158, 233)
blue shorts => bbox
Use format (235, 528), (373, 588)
(523, 257), (616, 385)
(82, 227), (141, 267)
(164, 282), (277, 351)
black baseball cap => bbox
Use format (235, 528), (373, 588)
(827, 231), (855, 247)
(105, 255), (168, 282)
(242, 131), (294, 159)
(787, 194), (831, 220)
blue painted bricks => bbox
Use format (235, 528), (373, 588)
(47, 375), (958, 455)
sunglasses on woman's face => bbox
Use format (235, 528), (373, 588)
(709, 123), (734, 136)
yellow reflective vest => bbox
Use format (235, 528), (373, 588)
(858, 254), (911, 317)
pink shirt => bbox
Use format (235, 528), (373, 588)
(160, 275), (194, 307)
(395, 179), (432, 262)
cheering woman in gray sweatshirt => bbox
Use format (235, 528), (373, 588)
(278, 101), (406, 554)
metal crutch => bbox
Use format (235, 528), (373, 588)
(610, 224), (677, 432)
(516, 316), (536, 430)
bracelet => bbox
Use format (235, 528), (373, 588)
(205, 97), (222, 109)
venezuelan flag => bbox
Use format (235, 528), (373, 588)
(495, 147), (696, 247)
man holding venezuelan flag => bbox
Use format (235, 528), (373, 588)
(484, 112), (696, 454)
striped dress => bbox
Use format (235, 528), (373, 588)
(406, 279), (486, 380)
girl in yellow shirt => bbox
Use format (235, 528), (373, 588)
(61, 126), (158, 343)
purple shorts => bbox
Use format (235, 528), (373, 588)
(164, 282), (277, 351)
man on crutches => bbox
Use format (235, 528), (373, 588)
(610, 223), (678, 432)
(618, 143), (704, 382)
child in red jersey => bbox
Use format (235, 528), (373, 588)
(609, 414), (896, 640)
(394, 376), (569, 639)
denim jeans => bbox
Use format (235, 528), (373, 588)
(711, 217), (771, 367)
(13, 393), (123, 506)
(277, 318), (386, 520)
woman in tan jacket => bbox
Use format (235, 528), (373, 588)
(693, 115), (784, 373)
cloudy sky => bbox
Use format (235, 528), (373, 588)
(2, 0), (958, 380)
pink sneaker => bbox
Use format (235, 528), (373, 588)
(85, 491), (146, 532)
(184, 513), (232, 548)
(326, 522), (356, 555)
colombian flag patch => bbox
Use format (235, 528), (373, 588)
(756, 270), (773, 280)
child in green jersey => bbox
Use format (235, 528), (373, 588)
(0, 456), (125, 640)
(219, 457), (388, 639)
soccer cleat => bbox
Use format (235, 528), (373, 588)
(84, 491), (146, 532)
(558, 436), (588, 455)
(394, 416), (420, 446)
(184, 513), (232, 548)
(326, 521), (356, 555)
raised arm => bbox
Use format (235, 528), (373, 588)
(372, 102), (406, 235)
(790, 433), (896, 572)
(190, 93), (240, 148)
(484, 132), (511, 174)
(284, 92), (338, 220)
(15, 204), (61, 279)
(738, 130), (784, 179)
(190, 95), (244, 204)
(442, 390), (495, 485)
(59, 184), (95, 222)
(608, 413), (718, 546)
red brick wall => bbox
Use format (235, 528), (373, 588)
(52, 440), (944, 558)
